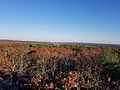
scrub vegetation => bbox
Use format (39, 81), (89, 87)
(0, 43), (120, 90)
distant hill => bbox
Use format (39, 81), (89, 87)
(0, 39), (120, 48)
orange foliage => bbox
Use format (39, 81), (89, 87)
(61, 71), (80, 90)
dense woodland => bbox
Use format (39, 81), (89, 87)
(0, 43), (120, 90)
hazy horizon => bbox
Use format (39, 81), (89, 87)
(0, 0), (120, 44)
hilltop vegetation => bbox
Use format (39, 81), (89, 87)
(0, 43), (120, 90)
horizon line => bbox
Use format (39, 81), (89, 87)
(0, 39), (120, 45)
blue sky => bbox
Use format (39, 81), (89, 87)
(0, 0), (120, 44)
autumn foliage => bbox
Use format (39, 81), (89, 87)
(0, 44), (119, 90)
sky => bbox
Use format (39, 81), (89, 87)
(0, 0), (120, 44)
